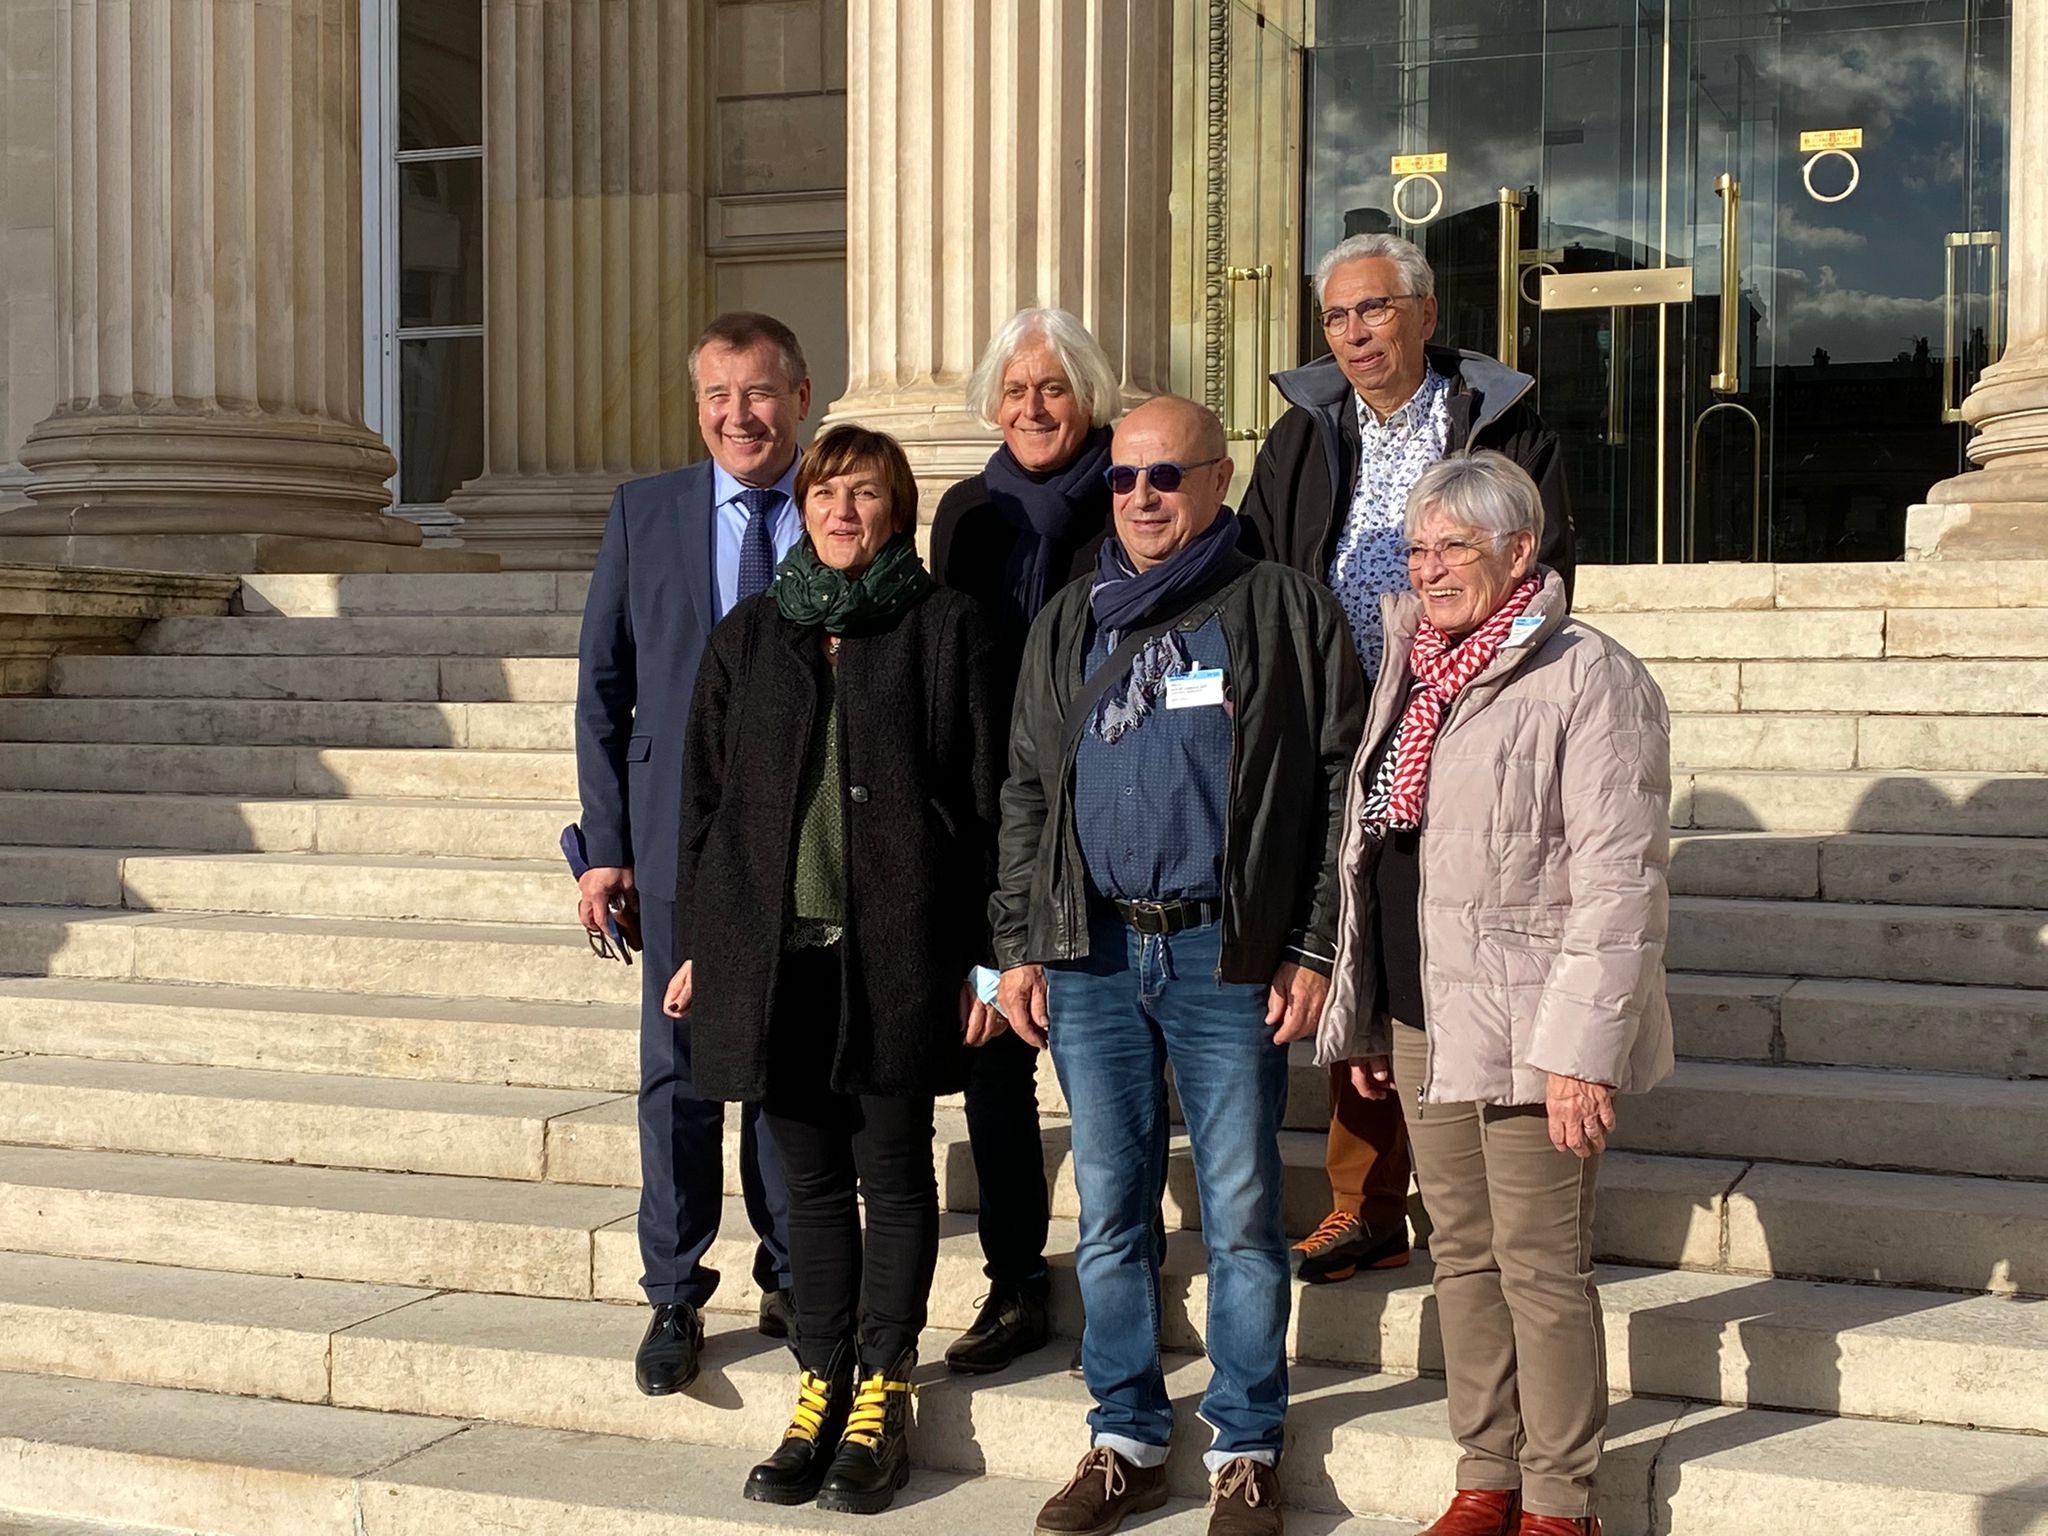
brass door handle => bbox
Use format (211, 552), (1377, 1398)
(1496, 188), (1526, 370)
(1226, 264), (1274, 441)
(1943, 231), (2002, 423)
(1711, 174), (1741, 394)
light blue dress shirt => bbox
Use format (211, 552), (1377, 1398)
(710, 458), (804, 620)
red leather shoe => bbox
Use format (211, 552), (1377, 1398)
(1517, 1515), (1600, 1536)
(1421, 1489), (1522, 1536)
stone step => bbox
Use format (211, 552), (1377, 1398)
(0, 697), (568, 750)
(0, 977), (636, 1090)
(1678, 767), (2048, 836)
(1669, 894), (2048, 989)
(0, 907), (638, 1005)
(1671, 973), (2047, 1078)
(0, 785), (571, 860)
(1592, 609), (1886, 660)
(1575, 560), (2048, 612)
(1669, 829), (2048, 907)
(328, 1307), (2048, 1535)
(141, 614), (582, 655)
(0, 749), (575, 801)
(0, 1369), (1413, 1536)
(1886, 606), (2048, 658)
(0, 1144), (637, 1298)
(50, 654), (578, 702)
(236, 570), (590, 617)
(1671, 711), (2048, 773)
(0, 1056), (625, 1181)
(1736, 658), (2048, 714)
(0, 849), (575, 925)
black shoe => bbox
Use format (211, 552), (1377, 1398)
(815, 1349), (916, 1515)
(1292, 1211), (1411, 1284)
(744, 1343), (854, 1506)
(945, 1281), (1051, 1374)
(759, 1287), (796, 1340)
(634, 1302), (705, 1396)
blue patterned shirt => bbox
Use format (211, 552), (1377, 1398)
(1074, 617), (1232, 903)
(1324, 369), (1451, 680)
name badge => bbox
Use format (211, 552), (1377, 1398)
(1506, 615), (1545, 648)
(1165, 667), (1227, 709)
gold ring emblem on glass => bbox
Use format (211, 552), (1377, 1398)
(1391, 172), (1446, 226)
(1800, 148), (1860, 204)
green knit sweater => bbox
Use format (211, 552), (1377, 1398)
(785, 661), (845, 949)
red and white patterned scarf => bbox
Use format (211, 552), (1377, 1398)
(1366, 578), (1544, 833)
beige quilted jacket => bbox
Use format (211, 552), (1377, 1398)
(1313, 568), (1675, 1106)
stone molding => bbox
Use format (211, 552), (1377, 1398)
(708, 192), (848, 258)
(0, 561), (238, 694)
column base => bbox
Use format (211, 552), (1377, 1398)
(0, 463), (30, 515)
(444, 471), (624, 570)
(1904, 502), (2048, 561)
(19, 408), (405, 531)
(821, 394), (997, 516)
(0, 530), (499, 575)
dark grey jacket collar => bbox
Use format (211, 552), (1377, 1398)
(1271, 346), (1534, 439)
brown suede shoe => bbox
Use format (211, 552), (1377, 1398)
(1035, 1446), (1169, 1536)
(1423, 1489), (1522, 1535)
(1516, 1515), (1599, 1536)
(1207, 1457), (1283, 1535)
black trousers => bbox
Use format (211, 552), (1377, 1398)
(764, 945), (939, 1375)
(962, 1027), (1052, 1287)
(638, 894), (791, 1306)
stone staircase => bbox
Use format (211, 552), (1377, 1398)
(0, 564), (2042, 1535)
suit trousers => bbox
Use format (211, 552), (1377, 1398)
(961, 1027), (1052, 1287)
(1324, 1063), (1414, 1229)
(1391, 1020), (1606, 1521)
(637, 893), (792, 1307)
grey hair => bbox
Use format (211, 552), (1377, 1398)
(965, 307), (1121, 428)
(1313, 232), (1436, 307)
(1404, 450), (1545, 561)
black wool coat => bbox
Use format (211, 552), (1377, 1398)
(674, 583), (1006, 1103)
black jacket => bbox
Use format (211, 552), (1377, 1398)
(676, 585), (1006, 1102)
(992, 550), (1365, 982)
(930, 470), (1111, 674)
(1238, 347), (1576, 599)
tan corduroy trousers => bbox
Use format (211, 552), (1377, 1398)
(1391, 1020), (1607, 1520)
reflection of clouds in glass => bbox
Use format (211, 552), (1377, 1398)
(1777, 206), (1867, 253)
(1764, 261), (1943, 365)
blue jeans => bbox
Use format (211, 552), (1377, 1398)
(1047, 913), (1292, 1471)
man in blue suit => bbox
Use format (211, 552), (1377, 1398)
(576, 311), (808, 1395)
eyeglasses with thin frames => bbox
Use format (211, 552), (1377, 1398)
(1102, 457), (1226, 496)
(1320, 295), (1413, 333)
(1401, 536), (1505, 568)
(586, 928), (634, 966)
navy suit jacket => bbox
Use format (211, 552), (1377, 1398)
(575, 461), (721, 900)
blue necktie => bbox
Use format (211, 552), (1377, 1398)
(735, 486), (780, 603)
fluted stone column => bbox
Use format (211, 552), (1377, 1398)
(1913, 0), (2048, 559)
(826, 0), (1174, 504)
(443, 0), (708, 571)
(4, 0), (426, 573)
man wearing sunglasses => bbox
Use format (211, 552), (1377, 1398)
(994, 395), (1363, 1536)
(1237, 232), (1577, 1296)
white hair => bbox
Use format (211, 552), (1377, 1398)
(1313, 232), (1436, 307)
(1404, 450), (1545, 557)
(965, 307), (1121, 428)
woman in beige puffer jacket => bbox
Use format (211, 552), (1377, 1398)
(1314, 451), (1671, 1536)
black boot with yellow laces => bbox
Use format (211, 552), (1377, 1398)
(814, 1349), (917, 1515)
(743, 1344), (853, 1505)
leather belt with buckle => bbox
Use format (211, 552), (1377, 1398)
(1111, 898), (1221, 937)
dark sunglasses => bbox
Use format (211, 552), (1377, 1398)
(1102, 457), (1226, 496)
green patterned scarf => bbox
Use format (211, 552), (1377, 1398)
(774, 533), (932, 634)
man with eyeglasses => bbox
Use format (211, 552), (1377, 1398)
(574, 311), (804, 1398)
(994, 394), (1363, 1536)
(1237, 232), (1576, 1292)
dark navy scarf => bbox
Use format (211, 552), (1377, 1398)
(1086, 509), (1243, 741)
(982, 425), (1113, 625)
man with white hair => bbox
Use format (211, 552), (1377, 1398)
(1239, 232), (1576, 1290)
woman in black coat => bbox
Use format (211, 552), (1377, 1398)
(664, 424), (1006, 1517)
(924, 305), (1119, 1376)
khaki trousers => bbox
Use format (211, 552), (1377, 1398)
(1323, 1063), (1413, 1228)
(1391, 1021), (1606, 1520)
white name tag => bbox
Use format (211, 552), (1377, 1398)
(1506, 615), (1546, 648)
(1165, 667), (1227, 709)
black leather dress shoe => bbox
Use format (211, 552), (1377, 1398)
(634, 1302), (705, 1396)
(944, 1282), (1051, 1374)
(758, 1287), (796, 1340)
